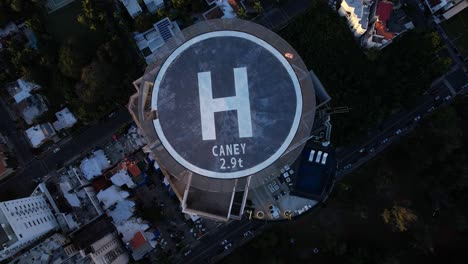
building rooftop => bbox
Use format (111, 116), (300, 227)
(53, 107), (77, 131)
(6, 78), (41, 104)
(143, 0), (163, 13)
(129, 19), (317, 221)
(376, 1), (393, 22)
(96, 185), (130, 210)
(18, 94), (48, 125)
(134, 17), (180, 64)
(25, 123), (55, 148)
(79, 150), (110, 180)
(120, 0), (142, 18)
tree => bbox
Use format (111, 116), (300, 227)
(59, 38), (90, 79)
(78, 60), (113, 105)
(253, 1), (264, 13)
(381, 206), (418, 232)
(237, 7), (248, 19)
(134, 14), (154, 32)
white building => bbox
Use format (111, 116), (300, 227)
(0, 195), (58, 261)
(143, 0), (164, 13)
(79, 150), (111, 180)
(25, 123), (56, 148)
(6, 78), (41, 104)
(134, 17), (180, 64)
(120, 0), (142, 18)
(338, 0), (374, 37)
(53, 107), (78, 131)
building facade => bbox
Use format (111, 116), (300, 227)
(0, 195), (58, 261)
(339, 0), (374, 37)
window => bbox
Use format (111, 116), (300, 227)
(24, 223), (28, 228)
(29, 222), (32, 227)
(19, 234), (23, 238)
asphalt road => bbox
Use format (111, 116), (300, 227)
(178, 220), (266, 264)
(336, 69), (465, 177)
(0, 107), (132, 200)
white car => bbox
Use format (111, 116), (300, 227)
(395, 129), (402, 135)
(444, 95), (452, 101)
(53, 147), (60, 153)
(414, 116), (421, 121)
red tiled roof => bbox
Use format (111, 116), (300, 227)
(128, 162), (141, 177)
(375, 21), (395, 40)
(376, 1), (394, 22)
(130, 231), (147, 250)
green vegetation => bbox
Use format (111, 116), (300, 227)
(1, 0), (144, 122)
(279, 1), (450, 146)
(222, 95), (468, 264)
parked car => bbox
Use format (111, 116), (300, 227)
(444, 95), (452, 101)
(53, 147), (60, 153)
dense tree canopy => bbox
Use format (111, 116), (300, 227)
(279, 1), (450, 145)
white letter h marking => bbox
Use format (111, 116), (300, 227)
(198, 67), (252, 141)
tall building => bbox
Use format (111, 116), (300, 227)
(339, 0), (374, 37)
(0, 195), (58, 261)
(129, 19), (337, 222)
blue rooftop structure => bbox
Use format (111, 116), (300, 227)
(290, 144), (336, 200)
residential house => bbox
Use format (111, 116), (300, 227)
(25, 123), (56, 148)
(17, 94), (48, 125)
(53, 107), (78, 131)
(134, 17), (180, 64)
(129, 231), (158, 260)
(6, 78), (41, 104)
(338, 0), (374, 37)
(364, 0), (414, 49)
(120, 0), (143, 18)
(79, 150), (111, 180)
(143, 0), (164, 14)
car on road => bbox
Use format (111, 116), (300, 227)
(359, 148), (365, 153)
(369, 147), (375, 153)
(444, 95), (452, 101)
(344, 164), (352, 170)
(435, 95), (440, 101)
(381, 138), (389, 144)
(243, 231), (253, 237)
(427, 106), (435, 113)
(414, 115), (421, 122)
(183, 250), (192, 256)
(220, 240), (229, 246)
(224, 243), (232, 251)
(53, 147), (60, 153)
(395, 129), (402, 135)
